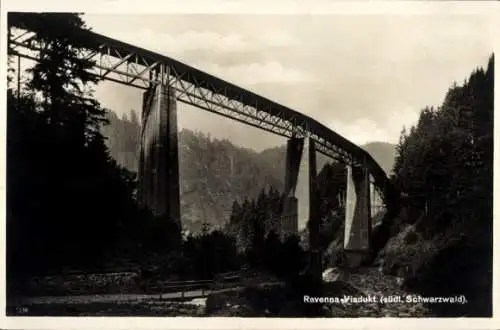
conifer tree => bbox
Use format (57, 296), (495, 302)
(7, 13), (140, 275)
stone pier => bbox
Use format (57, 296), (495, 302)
(343, 163), (372, 268)
(138, 83), (181, 227)
(307, 138), (322, 282)
(281, 137), (304, 239)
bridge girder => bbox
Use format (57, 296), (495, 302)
(8, 26), (353, 164)
(8, 24), (390, 200)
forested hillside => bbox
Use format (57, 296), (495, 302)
(102, 113), (396, 234)
(380, 55), (494, 317)
(100, 110), (140, 173)
(102, 115), (285, 233)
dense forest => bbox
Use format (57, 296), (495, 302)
(225, 162), (347, 263)
(7, 13), (143, 277)
(382, 54), (494, 317)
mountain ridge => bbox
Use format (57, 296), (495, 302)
(102, 111), (396, 234)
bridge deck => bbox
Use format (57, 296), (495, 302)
(8, 14), (394, 202)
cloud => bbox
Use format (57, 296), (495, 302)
(200, 61), (313, 86)
(111, 28), (251, 55)
(258, 30), (297, 47)
(81, 14), (493, 151)
(328, 118), (393, 145)
(327, 109), (420, 146)
(100, 26), (307, 84)
(105, 26), (297, 59)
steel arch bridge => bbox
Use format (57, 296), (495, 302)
(7, 14), (399, 272)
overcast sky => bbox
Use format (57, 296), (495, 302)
(82, 13), (494, 151)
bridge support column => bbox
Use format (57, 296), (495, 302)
(138, 83), (181, 229)
(343, 163), (372, 268)
(307, 139), (322, 283)
(370, 182), (385, 218)
(281, 137), (304, 239)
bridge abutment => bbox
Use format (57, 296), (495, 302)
(343, 163), (372, 268)
(138, 83), (181, 228)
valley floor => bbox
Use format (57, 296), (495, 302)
(7, 268), (437, 317)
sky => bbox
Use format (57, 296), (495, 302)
(81, 13), (494, 151)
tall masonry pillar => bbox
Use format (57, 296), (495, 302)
(343, 164), (372, 268)
(281, 137), (304, 240)
(138, 83), (181, 227)
(307, 139), (322, 282)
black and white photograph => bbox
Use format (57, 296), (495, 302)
(1, 0), (497, 325)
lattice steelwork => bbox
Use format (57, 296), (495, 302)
(8, 24), (391, 201)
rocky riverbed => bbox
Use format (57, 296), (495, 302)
(322, 267), (433, 317)
(8, 267), (439, 317)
